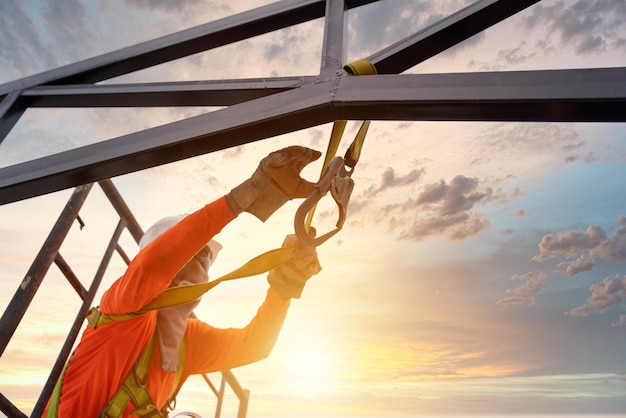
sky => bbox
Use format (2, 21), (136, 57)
(0, 0), (625, 417)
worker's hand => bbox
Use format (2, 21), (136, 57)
(226, 146), (321, 221)
(268, 234), (322, 300)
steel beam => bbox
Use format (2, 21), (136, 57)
(368, 0), (541, 74)
(0, 67), (624, 205)
(20, 77), (316, 108)
(0, 0), (378, 94)
(0, 79), (335, 205)
(0, 92), (26, 145)
(333, 67), (626, 122)
(319, 0), (348, 77)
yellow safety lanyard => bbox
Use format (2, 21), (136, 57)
(47, 59), (376, 418)
(88, 58), (376, 328)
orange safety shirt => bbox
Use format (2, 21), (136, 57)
(47, 197), (290, 417)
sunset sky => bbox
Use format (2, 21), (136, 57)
(0, 0), (625, 417)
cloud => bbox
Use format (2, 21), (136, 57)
(475, 123), (583, 164)
(515, 209), (528, 218)
(416, 175), (494, 216)
(521, 0), (626, 56)
(348, 0), (429, 58)
(389, 175), (497, 242)
(505, 217), (626, 324)
(506, 279), (542, 295)
(0, 3), (66, 80)
(365, 167), (425, 197)
(349, 171), (499, 242)
(495, 41), (537, 65)
(125, 0), (219, 14)
(348, 0), (483, 62)
(538, 225), (607, 258)
(557, 253), (595, 276)
(398, 212), (490, 242)
(264, 28), (307, 63)
(532, 217), (626, 276)
(611, 314), (626, 328)
(495, 296), (535, 307)
(511, 270), (550, 282)
(505, 269), (550, 297)
(566, 274), (626, 317)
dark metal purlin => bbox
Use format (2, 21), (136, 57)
(368, 0), (541, 74)
(0, 183), (93, 357)
(333, 67), (626, 122)
(20, 77), (317, 108)
(1, 66), (625, 205)
(0, 91), (26, 146)
(0, 79), (335, 206)
(31, 218), (128, 418)
(0, 0), (378, 96)
(319, 0), (347, 77)
(5, 0), (544, 109)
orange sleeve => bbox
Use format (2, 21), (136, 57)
(184, 288), (290, 374)
(101, 196), (235, 315)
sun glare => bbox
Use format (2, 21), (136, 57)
(278, 333), (338, 391)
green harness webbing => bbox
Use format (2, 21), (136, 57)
(99, 336), (186, 418)
(47, 58), (376, 418)
(47, 327), (187, 418)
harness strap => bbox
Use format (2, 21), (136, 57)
(99, 335), (187, 418)
(87, 245), (298, 328)
(99, 336), (159, 417)
(46, 356), (70, 417)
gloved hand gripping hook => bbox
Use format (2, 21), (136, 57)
(294, 156), (355, 247)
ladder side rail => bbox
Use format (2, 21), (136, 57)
(0, 184), (93, 417)
(0, 184), (94, 358)
(32, 218), (128, 417)
(98, 179), (144, 243)
(0, 392), (27, 418)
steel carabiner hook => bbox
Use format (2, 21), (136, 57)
(294, 156), (354, 247)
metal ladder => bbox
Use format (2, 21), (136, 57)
(0, 179), (248, 418)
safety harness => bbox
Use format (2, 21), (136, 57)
(98, 336), (186, 418)
(46, 59), (376, 418)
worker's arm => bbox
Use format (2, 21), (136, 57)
(185, 287), (290, 373)
(100, 146), (320, 315)
(101, 197), (235, 315)
(184, 234), (321, 373)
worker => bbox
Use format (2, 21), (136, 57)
(44, 146), (323, 417)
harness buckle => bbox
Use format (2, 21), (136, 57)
(87, 307), (101, 329)
(294, 156), (354, 247)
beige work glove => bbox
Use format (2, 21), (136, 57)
(268, 234), (322, 300)
(226, 146), (321, 221)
